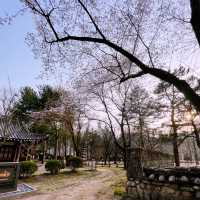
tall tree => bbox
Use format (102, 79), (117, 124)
(127, 85), (158, 150)
(13, 87), (39, 121)
(155, 83), (182, 166)
(86, 82), (156, 169)
(21, 0), (200, 112)
(13, 85), (61, 122)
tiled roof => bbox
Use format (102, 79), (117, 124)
(0, 118), (48, 142)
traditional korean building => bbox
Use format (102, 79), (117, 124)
(0, 119), (48, 162)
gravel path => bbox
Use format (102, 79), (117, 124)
(14, 168), (117, 200)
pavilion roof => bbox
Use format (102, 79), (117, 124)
(0, 118), (48, 142)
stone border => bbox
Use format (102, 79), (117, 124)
(0, 183), (36, 199)
(127, 167), (200, 200)
(142, 167), (200, 185)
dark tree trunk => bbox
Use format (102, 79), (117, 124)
(172, 131), (180, 167)
(114, 149), (117, 165)
(54, 133), (58, 159)
(64, 136), (68, 165)
(139, 117), (145, 148)
(42, 141), (47, 164)
(71, 134), (80, 157)
(104, 154), (108, 165)
(123, 150), (127, 169)
(192, 120), (200, 149)
(171, 99), (180, 167)
(122, 147), (132, 170)
(127, 148), (143, 180)
(190, 0), (200, 47)
(76, 149), (81, 157)
(108, 155), (111, 167)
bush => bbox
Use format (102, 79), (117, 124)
(59, 160), (65, 169)
(65, 155), (73, 167)
(68, 156), (82, 172)
(20, 161), (38, 178)
(45, 160), (61, 174)
(57, 156), (65, 169)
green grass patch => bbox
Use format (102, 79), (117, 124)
(114, 186), (126, 196)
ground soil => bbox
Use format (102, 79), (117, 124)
(8, 167), (125, 200)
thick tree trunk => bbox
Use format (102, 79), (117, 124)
(42, 141), (47, 164)
(127, 148), (143, 180)
(58, 139), (61, 157)
(139, 117), (145, 148)
(104, 153), (108, 165)
(64, 136), (68, 165)
(75, 146), (81, 157)
(70, 132), (81, 157)
(54, 133), (59, 159)
(192, 120), (200, 149)
(123, 150), (127, 169)
(171, 98), (180, 167)
(122, 147), (132, 170)
(190, 0), (200, 47)
(172, 131), (180, 167)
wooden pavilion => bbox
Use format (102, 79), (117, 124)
(0, 119), (48, 162)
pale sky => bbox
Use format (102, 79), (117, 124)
(0, 1), (58, 90)
(1, 0), (200, 92)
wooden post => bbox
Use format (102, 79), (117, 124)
(13, 144), (18, 162)
(42, 141), (47, 164)
(25, 144), (33, 161)
(16, 144), (22, 162)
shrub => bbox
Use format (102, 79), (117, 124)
(59, 159), (65, 169)
(20, 161), (38, 178)
(65, 155), (73, 167)
(57, 156), (65, 169)
(68, 156), (82, 172)
(45, 160), (61, 175)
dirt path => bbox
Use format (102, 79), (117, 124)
(14, 168), (119, 200)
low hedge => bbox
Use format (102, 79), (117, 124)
(65, 155), (73, 167)
(57, 156), (65, 169)
(20, 161), (38, 178)
(68, 156), (82, 172)
(45, 160), (61, 175)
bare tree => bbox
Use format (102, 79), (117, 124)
(155, 67), (200, 166)
(155, 83), (183, 166)
(85, 81), (157, 170)
(0, 87), (17, 138)
(88, 83), (132, 169)
(98, 125), (114, 166)
(20, 0), (200, 112)
(60, 90), (88, 157)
